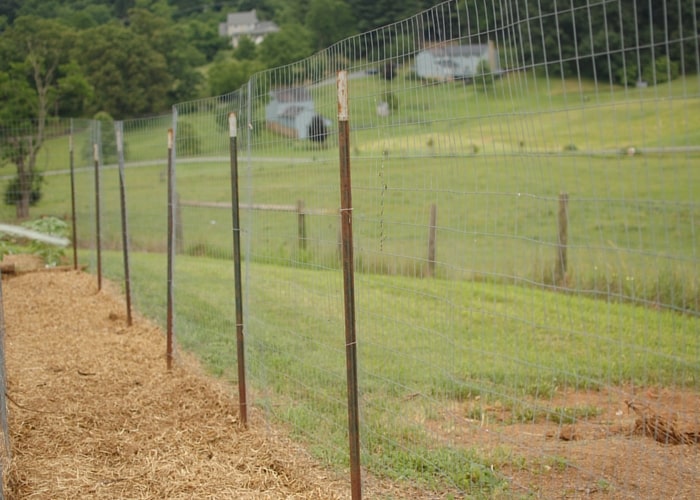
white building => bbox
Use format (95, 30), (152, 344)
(414, 42), (500, 81)
(218, 9), (279, 47)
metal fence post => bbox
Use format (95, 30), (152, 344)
(166, 127), (175, 370)
(115, 121), (133, 326)
(93, 143), (102, 291)
(69, 120), (78, 270)
(228, 112), (248, 427)
(337, 70), (362, 500)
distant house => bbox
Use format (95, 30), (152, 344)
(265, 87), (328, 140)
(414, 42), (500, 81)
(219, 9), (279, 47)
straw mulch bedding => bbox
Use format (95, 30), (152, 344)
(1, 264), (353, 499)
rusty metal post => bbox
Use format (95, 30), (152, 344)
(93, 143), (102, 291)
(337, 70), (362, 500)
(115, 122), (133, 326)
(69, 121), (78, 270)
(555, 192), (569, 285)
(166, 128), (175, 370)
(427, 203), (437, 277)
(228, 112), (248, 427)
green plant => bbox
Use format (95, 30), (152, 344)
(22, 216), (69, 266)
(0, 239), (18, 260)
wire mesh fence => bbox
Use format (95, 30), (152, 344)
(1, 0), (699, 497)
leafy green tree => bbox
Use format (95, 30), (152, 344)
(56, 61), (93, 117)
(305, 0), (356, 50)
(133, 0), (174, 19)
(12, 0), (62, 20)
(233, 36), (257, 61)
(0, 16), (75, 218)
(127, 8), (205, 102)
(257, 25), (314, 69)
(0, 0), (22, 24)
(73, 22), (171, 118)
(185, 19), (229, 62)
(263, 0), (306, 26)
(208, 58), (264, 96)
(59, 4), (113, 29)
(515, 0), (694, 86)
(114, 0), (136, 19)
(348, 0), (422, 33)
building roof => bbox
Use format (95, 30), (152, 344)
(423, 45), (490, 58)
(250, 21), (279, 36)
(279, 105), (310, 119)
(270, 87), (313, 103)
(219, 9), (279, 38)
(225, 9), (258, 26)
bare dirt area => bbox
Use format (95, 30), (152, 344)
(427, 379), (700, 497)
(1, 256), (698, 499)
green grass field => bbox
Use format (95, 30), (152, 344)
(95, 249), (699, 495)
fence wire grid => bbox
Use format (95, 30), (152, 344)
(1, 0), (699, 497)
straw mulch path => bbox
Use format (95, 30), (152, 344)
(1, 265), (351, 499)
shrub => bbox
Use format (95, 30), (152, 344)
(176, 121), (202, 156)
(4, 173), (43, 207)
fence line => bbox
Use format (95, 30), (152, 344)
(1, 0), (699, 497)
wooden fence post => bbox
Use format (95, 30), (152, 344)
(555, 192), (569, 285)
(427, 204), (437, 277)
(297, 199), (306, 251)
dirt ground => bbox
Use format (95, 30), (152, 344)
(1, 255), (698, 499)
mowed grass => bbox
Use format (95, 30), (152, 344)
(24, 146), (700, 313)
(96, 249), (699, 495)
